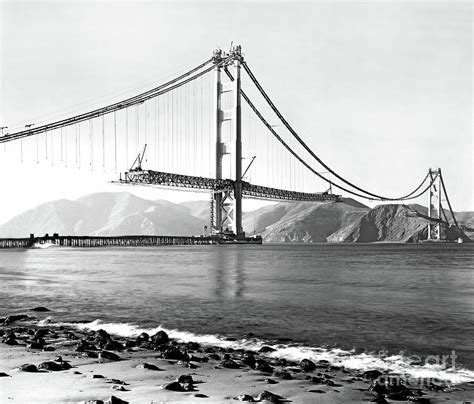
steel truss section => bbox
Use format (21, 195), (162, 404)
(122, 169), (234, 192)
(242, 182), (340, 202)
(119, 169), (340, 203)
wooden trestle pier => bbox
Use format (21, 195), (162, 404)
(0, 233), (217, 248)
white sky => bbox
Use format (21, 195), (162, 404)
(0, 0), (472, 225)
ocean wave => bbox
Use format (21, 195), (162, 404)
(38, 318), (474, 385)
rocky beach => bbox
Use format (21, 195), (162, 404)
(1, 310), (473, 403)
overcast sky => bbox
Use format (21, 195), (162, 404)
(0, 0), (472, 225)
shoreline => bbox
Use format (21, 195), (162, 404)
(1, 313), (473, 403)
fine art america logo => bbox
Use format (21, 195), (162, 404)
(373, 349), (459, 388)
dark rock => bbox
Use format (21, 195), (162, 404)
(235, 394), (255, 401)
(191, 355), (208, 363)
(265, 378), (278, 384)
(14, 326), (28, 333)
(222, 359), (240, 369)
(162, 346), (188, 361)
(111, 385), (128, 391)
(162, 381), (184, 391)
(182, 382), (194, 391)
(256, 390), (284, 402)
(274, 370), (292, 379)
(0, 372), (11, 377)
(38, 361), (63, 371)
(300, 358), (316, 372)
(4, 337), (18, 345)
(76, 339), (96, 352)
(83, 351), (99, 358)
(204, 346), (215, 353)
(309, 376), (325, 384)
(137, 362), (160, 371)
(194, 393), (209, 398)
(90, 374), (105, 379)
(103, 340), (124, 351)
(4, 314), (28, 324)
(255, 359), (274, 373)
(363, 370), (383, 380)
(18, 363), (38, 372)
(100, 351), (120, 361)
(151, 330), (169, 345)
(208, 353), (220, 361)
(308, 389), (326, 393)
(241, 352), (256, 368)
(177, 374), (194, 384)
(30, 307), (50, 312)
(84, 401), (104, 404)
(105, 378), (127, 385)
(186, 341), (200, 350)
(259, 346), (276, 353)
(43, 346), (56, 352)
(108, 396), (129, 404)
(136, 332), (149, 344)
(27, 342), (44, 350)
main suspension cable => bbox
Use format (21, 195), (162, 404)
(2, 57), (231, 143)
(241, 61), (429, 201)
(224, 66), (433, 202)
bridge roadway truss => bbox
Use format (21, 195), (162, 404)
(118, 169), (341, 203)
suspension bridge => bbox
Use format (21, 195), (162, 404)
(0, 46), (467, 244)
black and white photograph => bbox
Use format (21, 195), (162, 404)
(0, 0), (472, 402)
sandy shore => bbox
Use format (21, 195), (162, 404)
(0, 314), (473, 403)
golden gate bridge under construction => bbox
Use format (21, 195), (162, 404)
(0, 46), (468, 245)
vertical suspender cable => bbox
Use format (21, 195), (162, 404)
(60, 127), (63, 162)
(36, 134), (39, 164)
(114, 111), (117, 173)
(102, 115), (105, 169)
(89, 119), (93, 168)
(126, 107), (129, 165)
(20, 139), (23, 163)
(45, 130), (48, 159)
(144, 101), (147, 163)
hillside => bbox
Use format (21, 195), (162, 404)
(0, 193), (206, 238)
(243, 198), (369, 242)
(0, 192), (471, 243)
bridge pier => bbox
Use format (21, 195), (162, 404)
(213, 46), (244, 239)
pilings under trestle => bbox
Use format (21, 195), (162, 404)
(0, 233), (262, 248)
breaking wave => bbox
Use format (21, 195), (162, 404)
(37, 317), (474, 385)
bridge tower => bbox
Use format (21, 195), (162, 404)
(212, 46), (244, 238)
(427, 168), (442, 240)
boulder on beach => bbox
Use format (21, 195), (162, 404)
(136, 332), (149, 344)
(177, 374), (194, 384)
(256, 390), (284, 402)
(363, 369), (383, 380)
(161, 346), (188, 361)
(151, 330), (169, 345)
(162, 381), (184, 391)
(274, 370), (292, 379)
(99, 351), (120, 361)
(254, 359), (274, 373)
(38, 361), (64, 371)
(235, 394), (255, 401)
(18, 363), (38, 372)
(136, 362), (160, 371)
(4, 314), (28, 324)
(299, 358), (316, 371)
(222, 359), (240, 369)
(109, 397), (129, 404)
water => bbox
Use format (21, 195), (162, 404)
(1, 243), (473, 383)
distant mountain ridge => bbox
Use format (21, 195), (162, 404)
(0, 192), (472, 243)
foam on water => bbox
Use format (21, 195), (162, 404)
(38, 318), (474, 385)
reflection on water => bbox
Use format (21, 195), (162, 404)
(210, 246), (246, 299)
